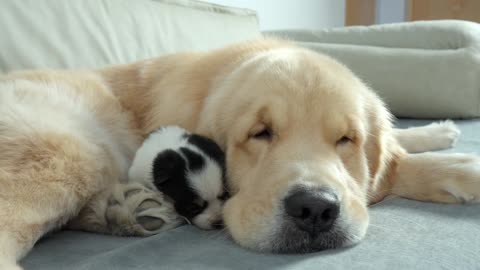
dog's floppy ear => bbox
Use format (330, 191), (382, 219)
(363, 92), (400, 204)
(152, 150), (185, 185)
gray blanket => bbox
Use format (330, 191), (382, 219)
(22, 119), (480, 270)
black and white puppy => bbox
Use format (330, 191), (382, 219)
(128, 126), (228, 230)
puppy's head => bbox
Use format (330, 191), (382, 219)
(200, 47), (393, 252)
(129, 126), (228, 230)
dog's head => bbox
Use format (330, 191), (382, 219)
(199, 46), (393, 252)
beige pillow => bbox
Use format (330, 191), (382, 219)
(267, 20), (480, 119)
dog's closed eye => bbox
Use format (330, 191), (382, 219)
(336, 136), (352, 145)
(249, 124), (273, 141)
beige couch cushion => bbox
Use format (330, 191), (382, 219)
(268, 20), (480, 119)
(0, 0), (260, 71)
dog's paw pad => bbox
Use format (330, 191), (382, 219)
(105, 183), (182, 236)
(136, 215), (166, 231)
(133, 197), (182, 234)
(124, 188), (142, 198)
(134, 198), (169, 231)
(136, 199), (162, 212)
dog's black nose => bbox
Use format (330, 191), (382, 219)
(284, 188), (340, 234)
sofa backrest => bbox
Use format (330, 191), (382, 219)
(0, 0), (260, 72)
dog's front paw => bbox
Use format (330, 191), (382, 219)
(442, 154), (480, 204)
(105, 183), (183, 236)
(426, 120), (461, 149)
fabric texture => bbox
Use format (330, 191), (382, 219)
(266, 20), (480, 119)
(0, 0), (260, 71)
(21, 119), (480, 269)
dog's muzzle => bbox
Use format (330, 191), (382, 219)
(273, 186), (346, 253)
(284, 187), (340, 235)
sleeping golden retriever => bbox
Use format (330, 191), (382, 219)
(0, 38), (477, 269)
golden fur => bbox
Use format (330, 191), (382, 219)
(0, 38), (478, 269)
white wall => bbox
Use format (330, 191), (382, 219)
(204, 0), (345, 30)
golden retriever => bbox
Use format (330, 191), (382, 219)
(0, 38), (477, 269)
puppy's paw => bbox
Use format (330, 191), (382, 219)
(105, 183), (183, 236)
(425, 120), (461, 150)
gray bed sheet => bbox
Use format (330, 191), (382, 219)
(22, 119), (480, 270)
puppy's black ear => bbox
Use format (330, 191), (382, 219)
(187, 134), (225, 167)
(152, 150), (185, 185)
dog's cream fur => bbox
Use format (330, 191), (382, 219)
(0, 39), (478, 269)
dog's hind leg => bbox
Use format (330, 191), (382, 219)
(393, 120), (460, 153)
(0, 132), (116, 269)
(391, 152), (480, 203)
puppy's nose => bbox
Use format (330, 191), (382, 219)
(284, 188), (340, 234)
(211, 219), (224, 229)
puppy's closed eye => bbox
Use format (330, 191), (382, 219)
(186, 200), (208, 216)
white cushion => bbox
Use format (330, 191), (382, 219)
(0, 0), (260, 71)
(267, 20), (480, 119)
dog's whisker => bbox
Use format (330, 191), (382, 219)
(180, 216), (192, 225)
